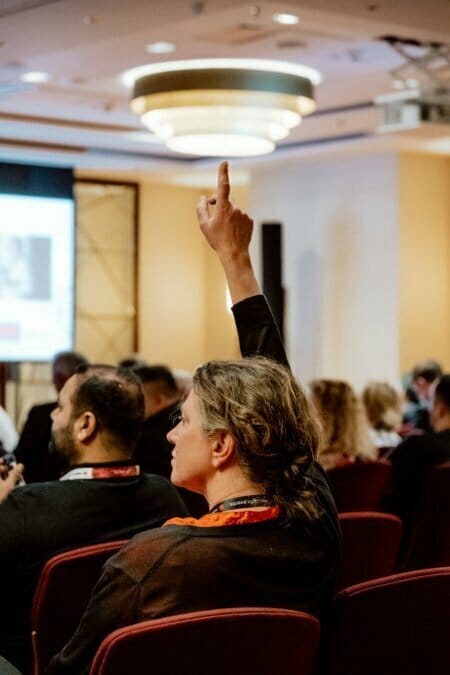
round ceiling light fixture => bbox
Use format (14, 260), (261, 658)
(127, 59), (321, 157)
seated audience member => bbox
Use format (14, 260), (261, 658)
(47, 162), (341, 675)
(132, 365), (208, 516)
(15, 350), (89, 482)
(311, 379), (377, 470)
(0, 365), (187, 672)
(132, 365), (180, 477)
(403, 359), (442, 432)
(388, 374), (450, 540)
(362, 381), (402, 450)
(0, 405), (18, 455)
(117, 355), (147, 370)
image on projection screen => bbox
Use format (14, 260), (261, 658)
(0, 194), (74, 362)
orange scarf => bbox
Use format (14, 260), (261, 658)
(164, 506), (280, 528)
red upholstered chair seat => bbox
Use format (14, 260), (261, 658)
(327, 460), (391, 512)
(402, 461), (450, 570)
(329, 567), (450, 675)
(32, 540), (127, 674)
(337, 512), (402, 591)
(89, 607), (320, 675)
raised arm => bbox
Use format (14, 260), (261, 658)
(196, 161), (288, 367)
(196, 161), (259, 305)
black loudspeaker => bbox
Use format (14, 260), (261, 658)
(261, 222), (284, 340)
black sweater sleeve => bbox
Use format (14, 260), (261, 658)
(231, 295), (289, 367)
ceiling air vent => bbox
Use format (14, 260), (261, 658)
(195, 23), (276, 46)
(0, 0), (63, 19)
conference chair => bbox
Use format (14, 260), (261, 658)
(327, 460), (391, 512)
(337, 512), (402, 591)
(329, 567), (450, 675)
(89, 607), (320, 675)
(31, 540), (127, 675)
(401, 461), (450, 570)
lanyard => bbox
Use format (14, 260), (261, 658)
(60, 465), (140, 481)
(209, 495), (273, 514)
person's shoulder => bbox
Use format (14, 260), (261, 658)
(109, 525), (188, 582)
(392, 432), (434, 454)
(0, 480), (65, 514)
(389, 432), (440, 467)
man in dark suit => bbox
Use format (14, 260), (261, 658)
(132, 365), (207, 516)
(389, 374), (450, 542)
(132, 365), (180, 478)
(0, 363), (187, 672)
(15, 351), (88, 482)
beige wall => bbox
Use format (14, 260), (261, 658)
(399, 154), (450, 374)
(249, 154), (400, 389)
(138, 181), (245, 370)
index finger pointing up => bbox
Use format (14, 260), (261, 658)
(216, 161), (230, 205)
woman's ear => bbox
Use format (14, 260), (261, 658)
(74, 412), (97, 442)
(211, 431), (236, 469)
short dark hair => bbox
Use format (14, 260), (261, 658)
(71, 365), (145, 455)
(53, 351), (89, 380)
(412, 359), (443, 383)
(434, 375), (450, 411)
(117, 357), (147, 370)
(133, 365), (178, 398)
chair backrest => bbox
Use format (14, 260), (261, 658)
(89, 607), (320, 675)
(327, 460), (391, 512)
(337, 512), (403, 592)
(402, 462), (450, 570)
(329, 567), (450, 675)
(31, 540), (127, 675)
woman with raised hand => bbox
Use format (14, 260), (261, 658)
(47, 162), (340, 675)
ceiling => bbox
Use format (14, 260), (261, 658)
(0, 0), (449, 174)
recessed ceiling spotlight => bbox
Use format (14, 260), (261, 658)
(272, 13), (300, 25)
(146, 41), (176, 54)
(20, 71), (50, 83)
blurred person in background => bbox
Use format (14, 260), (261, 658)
(403, 359), (442, 433)
(388, 373), (450, 543)
(133, 364), (207, 517)
(311, 379), (377, 470)
(362, 381), (402, 451)
(132, 365), (181, 478)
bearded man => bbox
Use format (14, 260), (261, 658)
(0, 364), (187, 673)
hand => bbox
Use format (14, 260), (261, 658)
(196, 161), (253, 262)
(0, 463), (24, 502)
(196, 161), (260, 305)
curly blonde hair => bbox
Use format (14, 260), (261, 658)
(310, 379), (376, 469)
(193, 356), (322, 521)
(362, 381), (402, 431)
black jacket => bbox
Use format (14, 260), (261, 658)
(388, 429), (450, 541)
(0, 464), (188, 673)
(15, 401), (67, 482)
